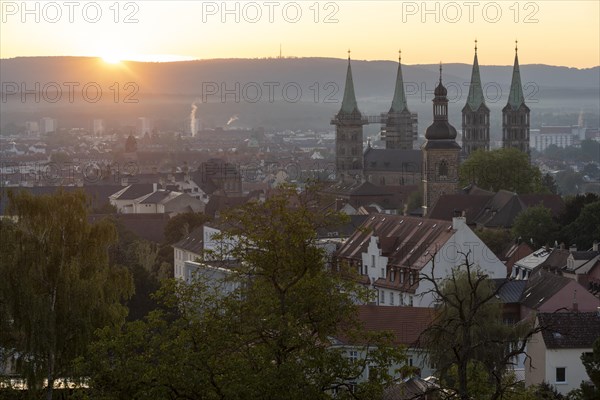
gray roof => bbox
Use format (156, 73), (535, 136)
(173, 227), (204, 254)
(520, 271), (571, 309)
(111, 184), (154, 200)
(539, 312), (600, 349)
(493, 279), (527, 304)
(363, 148), (422, 172)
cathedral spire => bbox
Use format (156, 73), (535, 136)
(466, 39), (485, 111)
(507, 40), (525, 109)
(339, 50), (359, 114)
(390, 50), (408, 113)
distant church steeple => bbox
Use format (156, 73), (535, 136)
(384, 50), (417, 150)
(502, 41), (530, 156)
(462, 39), (490, 158)
(331, 50), (367, 182)
(422, 64), (461, 216)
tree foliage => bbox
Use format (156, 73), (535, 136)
(560, 201), (600, 250)
(83, 186), (408, 399)
(511, 205), (559, 249)
(0, 190), (133, 400)
(459, 148), (546, 193)
(163, 211), (210, 244)
(419, 253), (539, 400)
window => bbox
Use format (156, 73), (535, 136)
(390, 269), (395, 282)
(381, 268), (385, 278)
(409, 295), (414, 307)
(371, 255), (376, 268)
(390, 292), (394, 305)
(348, 350), (358, 363)
(555, 367), (566, 383)
(409, 272), (414, 285)
(380, 290), (385, 304)
(438, 160), (448, 178)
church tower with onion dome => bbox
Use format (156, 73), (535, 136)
(422, 64), (461, 216)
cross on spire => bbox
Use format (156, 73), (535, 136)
(348, 49), (351, 60)
(515, 40), (518, 53)
(439, 62), (442, 83)
(475, 39), (478, 54)
(399, 49), (401, 63)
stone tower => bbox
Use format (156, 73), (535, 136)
(461, 40), (490, 159)
(422, 65), (461, 216)
(331, 52), (367, 182)
(502, 41), (530, 156)
(384, 51), (416, 150)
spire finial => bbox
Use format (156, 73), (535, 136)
(474, 39), (478, 54)
(348, 49), (351, 60)
(399, 49), (401, 63)
(515, 40), (518, 53)
(439, 62), (442, 83)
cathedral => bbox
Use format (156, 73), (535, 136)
(331, 43), (530, 215)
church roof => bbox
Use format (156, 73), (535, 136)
(363, 148), (422, 172)
(389, 55), (408, 113)
(339, 57), (360, 115)
(465, 46), (486, 111)
(507, 47), (526, 110)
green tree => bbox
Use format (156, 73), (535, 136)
(474, 228), (513, 257)
(555, 170), (584, 196)
(419, 253), (539, 400)
(84, 185), (408, 399)
(511, 205), (559, 248)
(542, 173), (558, 194)
(0, 190), (133, 400)
(561, 201), (600, 250)
(459, 148), (546, 193)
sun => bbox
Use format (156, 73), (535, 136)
(102, 55), (122, 64)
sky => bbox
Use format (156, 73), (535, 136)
(1, 0), (599, 68)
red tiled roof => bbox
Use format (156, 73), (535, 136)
(353, 305), (435, 347)
(336, 214), (454, 271)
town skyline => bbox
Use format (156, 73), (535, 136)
(1, 1), (599, 68)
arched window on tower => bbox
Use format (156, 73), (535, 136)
(438, 160), (448, 178)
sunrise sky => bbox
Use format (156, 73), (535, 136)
(1, 0), (598, 68)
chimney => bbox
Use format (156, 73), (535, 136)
(593, 241), (599, 252)
(569, 244), (577, 253)
(153, 182), (158, 192)
(452, 215), (466, 230)
(560, 242), (565, 250)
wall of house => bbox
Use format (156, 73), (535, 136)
(525, 330), (547, 388)
(203, 226), (238, 260)
(538, 280), (600, 313)
(174, 248), (202, 280)
(415, 218), (507, 307)
(545, 348), (592, 395)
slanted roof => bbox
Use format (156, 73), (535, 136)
(173, 227), (204, 254)
(427, 194), (492, 224)
(538, 311), (600, 349)
(464, 49), (486, 112)
(363, 148), (422, 172)
(493, 279), (527, 303)
(110, 184), (154, 200)
(336, 214), (455, 271)
(339, 58), (360, 115)
(139, 190), (182, 204)
(341, 305), (434, 347)
(507, 51), (525, 110)
(389, 58), (408, 113)
(520, 271), (572, 309)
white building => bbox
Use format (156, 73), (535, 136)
(526, 311), (600, 394)
(336, 215), (507, 308)
(137, 117), (152, 136)
(530, 126), (578, 152)
(93, 119), (105, 136)
(40, 117), (57, 134)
